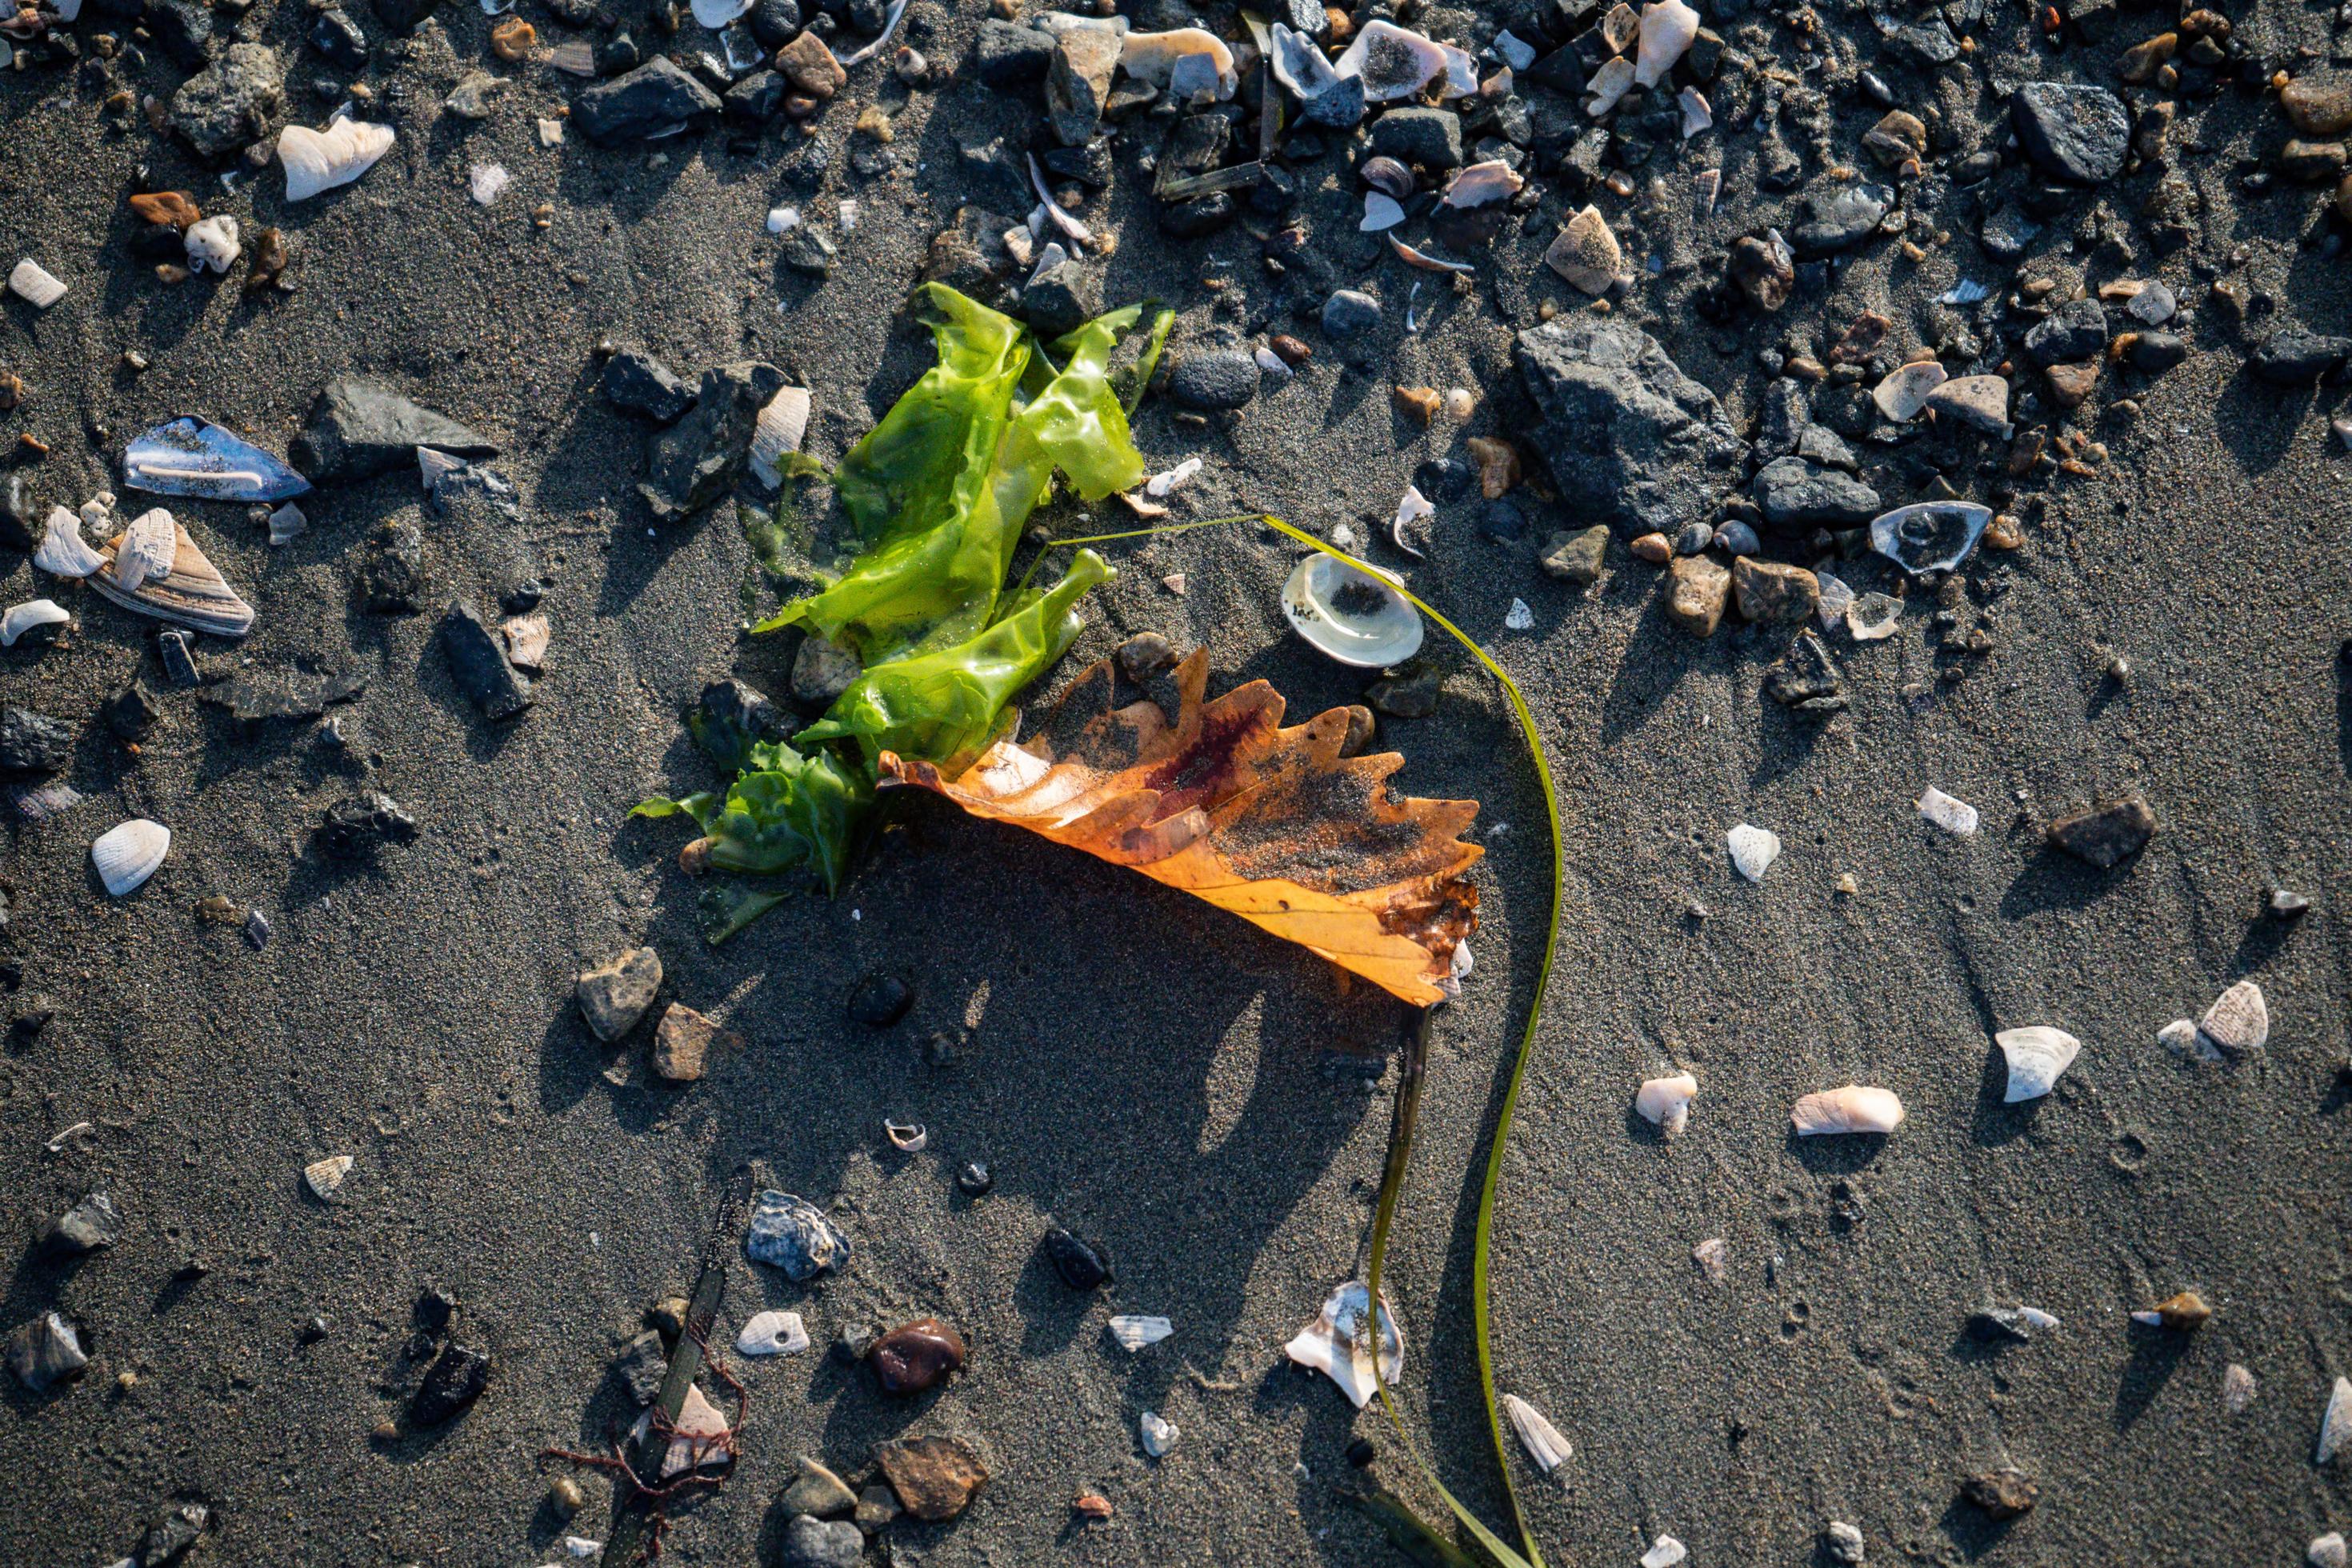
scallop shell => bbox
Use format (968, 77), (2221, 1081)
(2198, 979), (2268, 1055)
(92, 516), (254, 638)
(748, 386), (810, 489)
(8, 258), (66, 309)
(183, 214), (241, 274)
(34, 506), (105, 578)
(1791, 1084), (1905, 1136)
(1, 598), (70, 646)
(1634, 0), (1699, 87)
(2321, 1376), (2352, 1465)
(278, 118), (397, 203)
(1874, 360), (1948, 423)
(1502, 1393), (1573, 1477)
(1282, 554), (1423, 669)
(111, 508), (178, 593)
(1442, 159), (1524, 209)
(1332, 19), (1470, 102)
(1994, 1026), (2080, 1102)
(92, 818), (170, 898)
(1106, 1314), (1175, 1352)
(1119, 28), (1236, 99)
(1634, 1073), (1698, 1134)
(1726, 822), (1779, 882)
(1917, 786), (1978, 836)
(1284, 1279), (1402, 1409)
(304, 1153), (354, 1199)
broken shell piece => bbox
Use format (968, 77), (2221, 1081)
(1642, 1536), (1688, 1568)
(1502, 1393), (1572, 1477)
(1846, 591), (1900, 640)
(2198, 979), (2268, 1056)
(1119, 29), (1236, 99)
(110, 508), (177, 593)
(1694, 166), (1721, 215)
(1635, 1074), (1698, 1134)
(1726, 822), (1779, 882)
(883, 1118), (927, 1153)
(1995, 1026), (2080, 1102)
(2315, 1533), (2349, 1568)
(1678, 86), (1710, 138)
(734, 1309), (809, 1357)
(1387, 234), (1474, 274)
(34, 506), (104, 578)
(834, 0), (909, 66)
(1138, 1410), (1178, 1457)
(1442, 159), (1524, 209)
(1269, 22), (1345, 104)
(469, 164), (510, 206)
(1634, 0), (1699, 86)
(1026, 154), (1094, 247)
(1284, 1279), (1402, 1409)
(2130, 1290), (2211, 1330)
(92, 516), (255, 638)
(269, 503), (308, 546)
(1790, 1085), (1905, 1136)
(93, 818), (171, 897)
(8, 258), (66, 309)
(1546, 205), (1620, 295)
(1873, 359), (1948, 423)
(1870, 501), (1992, 576)
(1360, 192), (1406, 233)
(2156, 1017), (2212, 1061)
(1503, 597), (1533, 631)
(502, 613), (548, 671)
(748, 386), (811, 489)
(1466, 436), (1518, 497)
(1691, 1237), (1728, 1281)
(278, 119), (396, 203)
(1814, 570), (1853, 627)
(1390, 484), (1434, 558)
(2321, 1377), (2352, 1465)
(1282, 554), (1423, 668)
(634, 1383), (734, 1478)
(1107, 1314), (1175, 1352)
(1334, 20), (1468, 102)
(1, 598), (69, 646)
(1144, 457), (1201, 498)
(1917, 786), (1978, 837)
(1582, 54), (1635, 115)
(2222, 1362), (2257, 1413)
(123, 415), (311, 502)
(183, 214), (241, 274)
(690, 0), (750, 26)
(547, 38), (595, 75)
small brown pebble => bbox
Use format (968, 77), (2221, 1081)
(1338, 704), (1376, 758)
(16, 432), (47, 458)
(0, 373), (20, 411)
(1960, 1467), (2037, 1519)
(1466, 436), (1520, 498)
(532, 203), (554, 230)
(155, 263), (190, 284)
(547, 1475), (586, 1518)
(1630, 531), (1673, 565)
(855, 104), (893, 141)
(1324, 6), (1353, 42)
(1983, 514), (2022, 550)
(2144, 1290), (2212, 1330)
(1394, 385), (1439, 424)
(1268, 333), (1311, 366)
(371, 1418), (399, 1441)
(1074, 1494), (1114, 1521)
(869, 1318), (966, 1395)
(129, 190), (200, 226)
(646, 1295), (690, 1340)
(490, 16), (534, 58)
(784, 94), (819, 119)
(2044, 360), (2099, 407)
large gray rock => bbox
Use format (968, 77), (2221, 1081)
(574, 58), (722, 144)
(2010, 82), (2130, 183)
(170, 43), (285, 158)
(1514, 319), (1748, 538)
(293, 377), (498, 482)
(1751, 456), (1881, 530)
(640, 361), (785, 523)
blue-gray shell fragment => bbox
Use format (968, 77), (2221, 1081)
(123, 417), (312, 502)
(1869, 502), (1991, 576)
(744, 1190), (850, 1281)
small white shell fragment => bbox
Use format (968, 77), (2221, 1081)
(1917, 786), (1978, 837)
(1634, 0), (1699, 86)
(1677, 85), (1710, 138)
(1282, 554), (1423, 669)
(563, 1538), (602, 1561)
(1814, 570), (1854, 630)
(1641, 1535), (1688, 1568)
(2312, 1533), (2347, 1568)
(734, 1309), (810, 1357)
(1360, 192), (1407, 233)
(1846, 591), (1901, 641)
(9, 258), (66, 309)
(1873, 359), (1949, 422)
(1691, 1237), (1728, 1281)
(1995, 1026), (2080, 1102)
(2156, 1017), (2216, 1062)
(2222, 1362), (2257, 1413)
(2198, 979), (2268, 1055)
(1144, 457), (1201, 498)
(1501, 1393), (1572, 1477)
(838, 199), (860, 231)
(303, 1153), (354, 1199)
(112, 508), (178, 593)
(1726, 822), (1780, 882)
(2018, 1305), (2061, 1330)
(502, 613), (549, 671)
(882, 1118), (926, 1153)
(278, 118), (397, 202)
(1442, 159), (1524, 209)
(1026, 154), (1093, 247)
(1162, 573), (1186, 595)
(1138, 1410), (1178, 1458)
(748, 386), (812, 489)
(1443, 387), (1475, 419)
(1, 598), (70, 646)
(638, 1383), (732, 1478)
(1503, 597), (1534, 632)
(469, 163), (511, 206)
(1584, 54), (1635, 115)
(183, 214), (242, 274)
(268, 502), (307, 546)
(766, 205), (801, 234)
(690, 0), (750, 26)
(1285, 1280), (1403, 1409)
(2320, 1376), (2352, 1464)
(92, 818), (170, 898)
(1333, 20), (1459, 102)
(1107, 1314), (1175, 1352)
(538, 118), (565, 147)
(1791, 1085), (1905, 1136)
(1254, 346), (1289, 377)
(1635, 1074), (1698, 1135)
(34, 506), (105, 578)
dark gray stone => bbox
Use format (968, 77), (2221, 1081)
(134, 1502), (208, 1566)
(611, 1329), (668, 1405)
(200, 669), (368, 723)
(969, 18), (1053, 89)
(439, 600), (534, 720)
(781, 226), (838, 277)
(2250, 325), (2352, 384)
(318, 790), (420, 860)
(2010, 82), (2130, 183)
(47, 1192), (124, 1254)
(2023, 298), (2108, 366)
(1298, 75), (1366, 130)
(1370, 106), (1463, 169)
(1168, 350), (1259, 411)
(2128, 330), (2188, 373)
(308, 9), (368, 72)
(1790, 183), (1890, 257)
(782, 1514), (865, 1568)
(2047, 798), (2156, 867)
(1157, 193), (1237, 238)
(293, 377), (497, 482)
(149, 0), (215, 70)
(1752, 456), (1881, 530)
(1022, 258), (1100, 341)
(410, 1342), (492, 1426)
(0, 707), (71, 774)
(724, 69), (786, 122)
(169, 42), (285, 158)
(358, 521), (426, 613)
(602, 350), (698, 424)
(1038, 138), (1112, 187)
(750, 0), (801, 49)
(641, 361), (786, 522)
(5, 1312), (87, 1392)
(1322, 288), (1381, 338)
(368, 0), (440, 33)
(574, 57), (722, 144)
(1763, 630), (1847, 718)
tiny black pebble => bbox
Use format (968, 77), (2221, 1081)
(847, 970), (914, 1027)
(1043, 1225), (1113, 1290)
(1346, 1438), (1376, 1468)
(957, 1161), (994, 1198)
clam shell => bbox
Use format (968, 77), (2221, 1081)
(1333, 20), (1466, 102)
(1994, 1026), (2080, 1102)
(1791, 1084), (1905, 1136)
(2198, 978), (2268, 1055)
(1281, 554), (1422, 668)
(1119, 28), (1236, 98)
(1545, 205), (1620, 295)
(1284, 1279), (1402, 1409)
(748, 386), (811, 489)
(124, 415), (311, 502)
(1874, 360), (1949, 423)
(1917, 786), (1978, 836)
(1502, 1393), (1573, 1477)
(33, 506), (105, 578)
(2322, 1376), (2352, 1465)
(91, 516), (254, 638)
(1, 598), (69, 646)
(8, 258), (66, 309)
(1358, 154), (1415, 199)
(1726, 822), (1779, 881)
(183, 214), (241, 274)
(1634, 1073), (1698, 1134)
(92, 818), (170, 898)
(278, 119), (397, 203)
(1106, 1314), (1174, 1352)
(111, 507), (178, 593)
(1634, 0), (1699, 86)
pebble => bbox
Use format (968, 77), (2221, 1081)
(2010, 82), (2130, 182)
(1641, 1535), (1686, 1568)
(1541, 526), (1610, 584)
(782, 1457), (858, 1517)
(547, 1476), (586, 1518)
(0, 706), (72, 774)
(1169, 350), (1260, 412)
(847, 970), (913, 1026)
(135, 1503), (211, 1566)
(1664, 554), (1730, 636)
(746, 1191), (852, 1281)
(440, 599), (534, 719)
(2222, 1362), (2258, 1412)
(651, 1002), (734, 1082)
(1044, 1224), (1114, 1289)
(2046, 798), (2157, 868)
(613, 1330), (668, 1405)
(1958, 1467), (2037, 1519)
(578, 947), (663, 1042)
(956, 1160), (994, 1197)
(5, 1310), (87, 1391)
(1116, 631), (1174, 680)
(1825, 1520), (1866, 1564)
(780, 1514), (863, 1568)
(1731, 558), (1820, 626)
(875, 1434), (990, 1520)
(47, 1192), (124, 1254)
(410, 1342), (493, 1426)
(1322, 288), (1382, 338)
(2314, 1534), (2349, 1568)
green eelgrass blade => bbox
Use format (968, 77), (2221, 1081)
(1022, 513), (1563, 1568)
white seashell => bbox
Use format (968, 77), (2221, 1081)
(734, 1309), (810, 1356)
(1107, 1314), (1174, 1352)
(1268, 22), (1342, 102)
(2313, 1532), (2348, 1568)
(690, 0), (750, 26)
(1846, 591), (1901, 641)
(1282, 554), (1422, 669)
(1873, 359), (1948, 422)
(469, 163), (510, 206)
(1285, 1279), (1402, 1409)
(882, 1118), (926, 1153)
(1633, 0), (1699, 87)
(2018, 1306), (2061, 1330)
(1119, 28), (1236, 99)
(1642, 1536), (1688, 1568)
(1360, 192), (1407, 233)
(1726, 822), (1779, 882)
(1634, 1074), (1698, 1134)
(268, 502), (308, 546)
(92, 818), (170, 898)
(303, 1154), (354, 1199)
(766, 205), (801, 234)
(1791, 1085), (1905, 1136)
(1503, 597), (1534, 632)
(183, 215), (241, 274)
(1678, 85), (1710, 138)
(2198, 979), (2268, 1055)
(2, 598), (70, 646)
(1694, 166), (1721, 215)
(1690, 1236), (1728, 1281)
(2156, 1017), (2218, 1062)
(1442, 159), (1524, 209)
(2322, 1376), (2352, 1464)
(111, 508), (178, 593)
(34, 506), (104, 578)
(1583, 54), (1635, 115)
(278, 119), (397, 203)
(1138, 1410), (1178, 1457)
(1917, 786), (1978, 837)
(538, 118), (566, 147)
(564, 1538), (602, 1560)
(2222, 1362), (2257, 1413)
(1501, 1393), (1572, 1477)
(502, 613), (549, 672)
(749, 386), (811, 489)
(1814, 570), (1854, 629)
(1333, 20), (1458, 102)
(1144, 457), (1201, 498)
(1994, 1026), (2080, 1102)
(1026, 154), (1093, 248)
(9, 258), (66, 309)
(838, 199), (860, 231)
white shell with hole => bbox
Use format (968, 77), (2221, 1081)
(1281, 555), (1422, 668)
